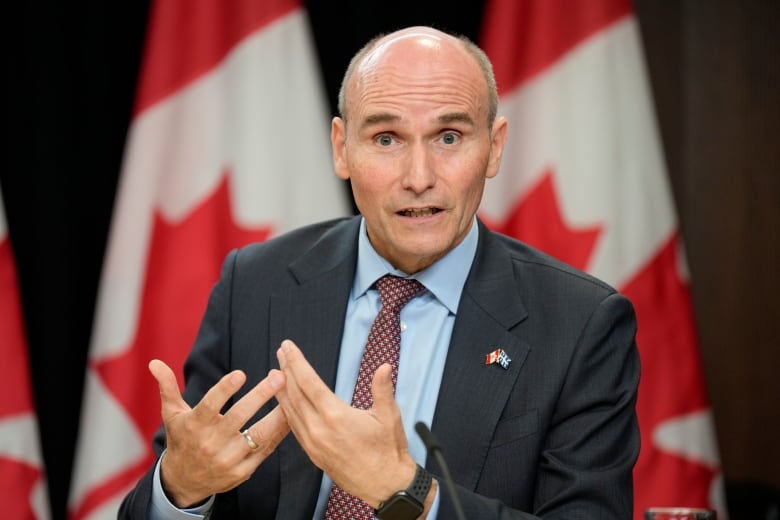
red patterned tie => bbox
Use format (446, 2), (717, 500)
(324, 275), (424, 520)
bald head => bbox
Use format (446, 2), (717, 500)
(337, 26), (498, 127)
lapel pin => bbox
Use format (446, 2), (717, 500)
(485, 348), (511, 370)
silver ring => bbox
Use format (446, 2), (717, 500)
(242, 428), (259, 450)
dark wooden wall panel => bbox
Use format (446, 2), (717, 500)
(637, 0), (780, 492)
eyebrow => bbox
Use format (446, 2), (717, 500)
(361, 113), (400, 130)
(359, 111), (475, 132)
(438, 112), (475, 126)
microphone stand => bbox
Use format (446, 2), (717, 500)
(415, 421), (467, 520)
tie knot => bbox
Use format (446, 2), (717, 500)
(376, 275), (424, 315)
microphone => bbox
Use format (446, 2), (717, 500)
(415, 421), (467, 520)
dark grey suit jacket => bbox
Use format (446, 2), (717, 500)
(119, 216), (640, 519)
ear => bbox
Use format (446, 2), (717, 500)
(486, 116), (508, 180)
(331, 117), (350, 180)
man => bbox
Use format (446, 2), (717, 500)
(119, 25), (640, 519)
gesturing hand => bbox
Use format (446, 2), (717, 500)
(274, 339), (418, 509)
(148, 359), (290, 507)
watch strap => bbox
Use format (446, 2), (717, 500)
(404, 464), (433, 505)
(376, 464), (433, 515)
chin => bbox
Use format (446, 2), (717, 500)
(405, 246), (448, 268)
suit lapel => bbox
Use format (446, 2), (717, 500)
(272, 217), (360, 517)
(430, 224), (531, 489)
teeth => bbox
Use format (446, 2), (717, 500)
(403, 208), (436, 217)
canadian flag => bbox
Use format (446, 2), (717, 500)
(67, 0), (348, 518)
(478, 0), (727, 518)
(0, 186), (51, 519)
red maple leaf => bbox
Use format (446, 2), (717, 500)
(480, 168), (602, 271)
(77, 172), (272, 516)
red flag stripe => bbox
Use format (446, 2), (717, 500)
(0, 240), (34, 415)
(1, 194), (51, 518)
(135, 0), (301, 115)
(480, 0), (632, 94)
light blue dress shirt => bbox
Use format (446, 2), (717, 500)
(150, 217), (478, 519)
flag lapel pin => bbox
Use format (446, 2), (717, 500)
(485, 348), (511, 370)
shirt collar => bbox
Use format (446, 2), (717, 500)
(353, 217), (478, 314)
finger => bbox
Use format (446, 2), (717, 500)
(190, 369), (247, 424)
(276, 340), (324, 422)
(242, 405), (291, 459)
(229, 406), (290, 486)
(149, 359), (191, 421)
(222, 369), (286, 433)
(276, 340), (332, 447)
(275, 341), (307, 424)
(277, 340), (331, 406)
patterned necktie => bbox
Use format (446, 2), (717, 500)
(324, 275), (425, 520)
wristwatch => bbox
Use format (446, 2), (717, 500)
(375, 464), (433, 520)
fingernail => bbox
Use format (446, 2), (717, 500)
(230, 372), (243, 386)
(268, 371), (283, 390)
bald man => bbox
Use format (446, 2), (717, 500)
(119, 26), (640, 520)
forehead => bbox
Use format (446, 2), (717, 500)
(347, 33), (488, 124)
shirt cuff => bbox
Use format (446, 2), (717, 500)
(149, 449), (215, 519)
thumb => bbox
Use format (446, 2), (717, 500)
(148, 359), (191, 420)
(370, 363), (397, 415)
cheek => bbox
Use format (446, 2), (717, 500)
(467, 174), (486, 200)
(347, 165), (388, 211)
(349, 156), (394, 194)
(454, 165), (488, 206)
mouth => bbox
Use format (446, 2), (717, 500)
(398, 207), (441, 218)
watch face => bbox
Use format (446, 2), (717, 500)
(376, 492), (424, 520)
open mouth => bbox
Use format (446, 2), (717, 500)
(398, 208), (440, 217)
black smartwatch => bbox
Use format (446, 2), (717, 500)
(375, 464), (433, 520)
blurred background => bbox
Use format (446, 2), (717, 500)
(3, 1), (778, 519)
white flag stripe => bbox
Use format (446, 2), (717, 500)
(90, 10), (343, 361)
(709, 473), (728, 519)
(481, 18), (676, 287)
(0, 194), (7, 238)
(69, 370), (147, 505)
(0, 414), (45, 466)
(0, 415), (49, 519)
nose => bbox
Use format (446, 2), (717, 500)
(401, 143), (436, 193)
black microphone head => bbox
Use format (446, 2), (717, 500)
(415, 421), (441, 452)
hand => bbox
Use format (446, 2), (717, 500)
(274, 339), (417, 508)
(148, 359), (290, 507)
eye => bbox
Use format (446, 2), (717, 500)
(376, 134), (395, 146)
(441, 132), (459, 145)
